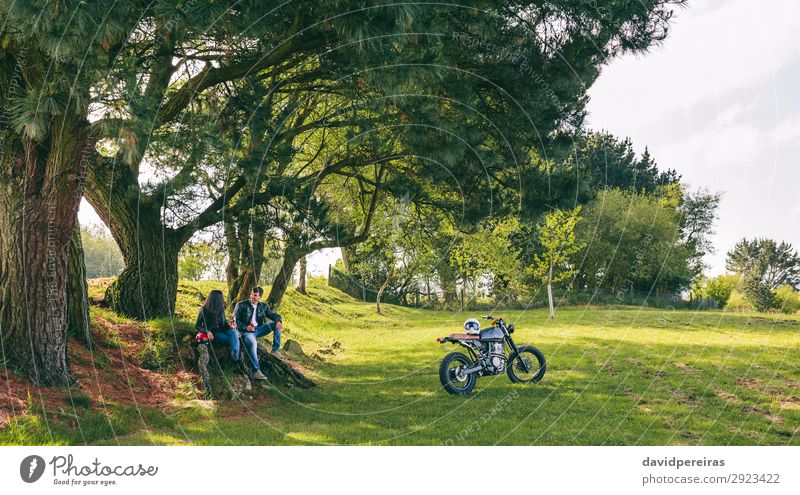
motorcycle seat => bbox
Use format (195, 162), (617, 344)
(449, 333), (480, 340)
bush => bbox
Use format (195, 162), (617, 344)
(704, 275), (738, 307)
(139, 329), (173, 371)
(138, 320), (180, 370)
(725, 289), (754, 312)
(774, 285), (800, 314)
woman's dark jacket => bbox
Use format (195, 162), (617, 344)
(194, 307), (230, 333)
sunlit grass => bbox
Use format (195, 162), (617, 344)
(3, 281), (798, 445)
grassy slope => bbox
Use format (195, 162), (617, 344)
(3, 280), (799, 445)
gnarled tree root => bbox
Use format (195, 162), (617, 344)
(192, 338), (316, 398)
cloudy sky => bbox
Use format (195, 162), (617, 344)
(585, 0), (800, 275)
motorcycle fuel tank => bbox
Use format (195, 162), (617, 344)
(478, 326), (504, 342)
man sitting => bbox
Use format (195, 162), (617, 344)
(232, 286), (284, 380)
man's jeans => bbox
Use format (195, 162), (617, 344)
(240, 322), (281, 372)
(210, 328), (240, 362)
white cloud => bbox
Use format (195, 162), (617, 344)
(768, 116), (800, 142)
(585, 0), (800, 276)
(587, 0), (800, 131)
(711, 101), (753, 128)
(656, 121), (761, 187)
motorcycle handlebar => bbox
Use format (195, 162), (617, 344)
(483, 314), (506, 326)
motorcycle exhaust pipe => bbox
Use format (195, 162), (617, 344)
(461, 364), (484, 375)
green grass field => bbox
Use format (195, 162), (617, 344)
(3, 282), (799, 445)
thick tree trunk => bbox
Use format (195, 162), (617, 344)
(0, 129), (92, 385)
(224, 214), (242, 305)
(67, 223), (91, 345)
(297, 255), (307, 294)
(85, 157), (182, 319)
(225, 213), (267, 306)
(251, 227), (265, 282)
(233, 267), (257, 306)
(103, 226), (181, 320)
(267, 248), (302, 308)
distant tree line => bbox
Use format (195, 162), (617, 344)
(80, 224), (124, 279)
(334, 131), (725, 315)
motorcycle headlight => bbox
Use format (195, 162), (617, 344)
(507, 323), (515, 334)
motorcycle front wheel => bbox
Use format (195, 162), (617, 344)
(439, 352), (477, 395)
(507, 345), (546, 383)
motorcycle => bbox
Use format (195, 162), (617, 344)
(437, 315), (546, 395)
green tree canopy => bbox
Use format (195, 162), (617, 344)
(561, 130), (680, 194)
(726, 238), (800, 311)
(726, 238), (800, 290)
(573, 188), (695, 293)
(0, 0), (687, 383)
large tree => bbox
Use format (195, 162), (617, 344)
(84, 0), (688, 320)
(726, 238), (800, 311)
(572, 188), (695, 293)
(726, 238), (800, 289)
(1, 0), (686, 383)
(0, 2), (144, 384)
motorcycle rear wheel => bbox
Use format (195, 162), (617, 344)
(439, 352), (477, 395)
(507, 345), (546, 383)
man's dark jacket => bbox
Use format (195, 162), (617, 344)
(232, 300), (282, 332)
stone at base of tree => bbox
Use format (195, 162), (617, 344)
(311, 339), (343, 360)
(321, 338), (342, 351)
(282, 339), (307, 359)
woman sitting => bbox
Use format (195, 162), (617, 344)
(194, 290), (242, 372)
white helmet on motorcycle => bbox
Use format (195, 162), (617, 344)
(463, 318), (480, 335)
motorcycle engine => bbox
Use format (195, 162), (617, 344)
(482, 342), (506, 374)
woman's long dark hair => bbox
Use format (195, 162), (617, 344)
(202, 290), (226, 320)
